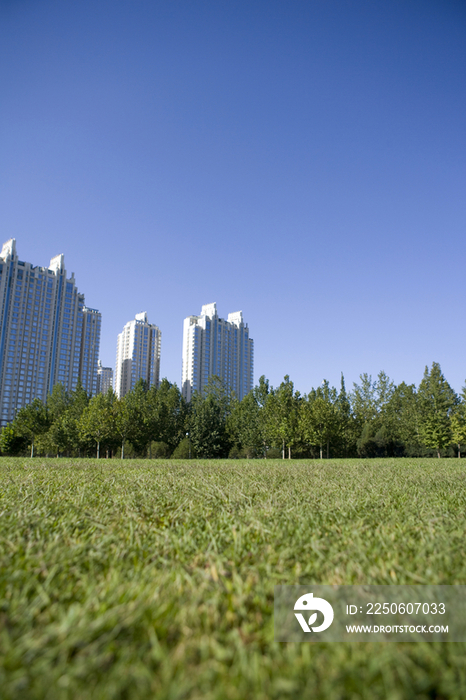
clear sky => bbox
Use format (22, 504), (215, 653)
(1, 0), (465, 395)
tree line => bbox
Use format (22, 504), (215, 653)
(1, 362), (465, 459)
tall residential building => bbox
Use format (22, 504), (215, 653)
(182, 302), (254, 402)
(0, 239), (101, 427)
(96, 360), (113, 395)
(114, 312), (161, 398)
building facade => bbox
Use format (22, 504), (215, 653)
(114, 312), (161, 398)
(0, 239), (101, 426)
(182, 302), (254, 402)
(96, 360), (113, 395)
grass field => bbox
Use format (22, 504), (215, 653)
(1, 457), (466, 699)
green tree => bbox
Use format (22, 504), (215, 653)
(335, 373), (355, 457)
(123, 380), (150, 455)
(451, 382), (466, 458)
(171, 437), (192, 459)
(254, 376), (271, 457)
(189, 392), (230, 458)
(146, 379), (187, 452)
(188, 376), (232, 458)
(227, 390), (262, 457)
(114, 395), (132, 459)
(79, 393), (116, 458)
(351, 371), (396, 457)
(384, 382), (420, 455)
(0, 423), (28, 455)
(46, 383), (71, 422)
(350, 374), (377, 426)
(14, 399), (50, 457)
(60, 381), (91, 455)
(299, 381), (339, 459)
(417, 362), (457, 457)
(264, 376), (300, 459)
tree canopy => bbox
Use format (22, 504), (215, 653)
(1, 363), (465, 459)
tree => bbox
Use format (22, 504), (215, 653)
(384, 382), (420, 455)
(334, 373), (355, 457)
(0, 424), (28, 455)
(114, 395), (132, 459)
(264, 376), (300, 459)
(254, 376), (271, 457)
(451, 382), (466, 458)
(14, 399), (50, 457)
(79, 393), (116, 458)
(46, 383), (71, 422)
(227, 390), (262, 457)
(189, 392), (230, 458)
(146, 379), (187, 453)
(122, 379), (150, 455)
(351, 371), (397, 457)
(299, 381), (339, 459)
(350, 374), (377, 426)
(417, 362), (457, 457)
(60, 381), (91, 455)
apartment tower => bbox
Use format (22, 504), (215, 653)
(0, 239), (101, 426)
(182, 302), (254, 402)
(96, 360), (114, 395)
(114, 312), (161, 398)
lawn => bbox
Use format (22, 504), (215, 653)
(1, 457), (466, 699)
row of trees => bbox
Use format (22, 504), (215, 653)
(1, 362), (465, 459)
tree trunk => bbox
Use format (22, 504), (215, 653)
(458, 443), (461, 458)
(319, 442), (322, 460)
(122, 439), (125, 459)
(31, 440), (34, 458)
(97, 441), (100, 459)
(288, 445), (291, 459)
(282, 439), (285, 459)
(437, 449), (441, 458)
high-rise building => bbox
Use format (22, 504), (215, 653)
(0, 239), (101, 426)
(96, 360), (113, 395)
(182, 302), (254, 402)
(114, 312), (161, 398)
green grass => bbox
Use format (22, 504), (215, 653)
(1, 457), (466, 699)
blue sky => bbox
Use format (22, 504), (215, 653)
(1, 0), (465, 395)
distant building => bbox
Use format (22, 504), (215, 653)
(96, 360), (113, 395)
(182, 302), (254, 402)
(0, 239), (101, 426)
(114, 312), (161, 398)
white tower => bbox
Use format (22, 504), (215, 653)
(182, 303), (254, 402)
(0, 239), (101, 426)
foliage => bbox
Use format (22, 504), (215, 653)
(451, 382), (466, 457)
(263, 375), (300, 458)
(2, 363), (466, 459)
(227, 389), (263, 457)
(146, 379), (187, 451)
(147, 440), (171, 458)
(171, 436), (193, 459)
(0, 423), (28, 455)
(79, 392), (116, 458)
(417, 362), (457, 457)
(189, 392), (230, 458)
(13, 398), (50, 457)
(300, 381), (339, 459)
